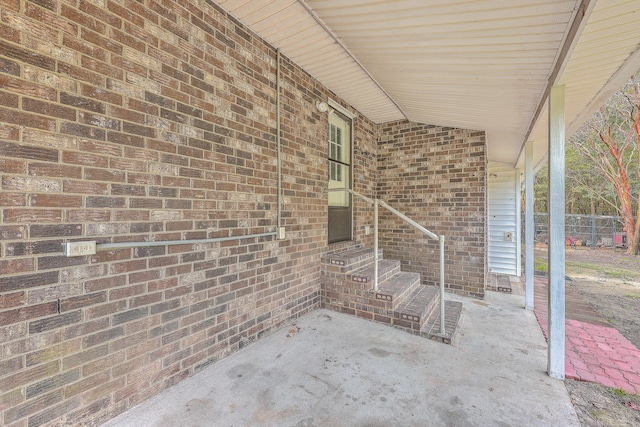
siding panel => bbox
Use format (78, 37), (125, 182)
(488, 163), (518, 275)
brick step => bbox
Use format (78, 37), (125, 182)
(320, 247), (460, 346)
(350, 259), (401, 285)
(421, 300), (463, 344)
(321, 248), (382, 274)
(394, 285), (440, 331)
(374, 271), (421, 308)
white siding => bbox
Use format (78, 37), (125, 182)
(488, 163), (518, 275)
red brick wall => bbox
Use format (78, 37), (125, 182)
(0, 1), (484, 426)
(377, 121), (486, 298)
(0, 1), (364, 425)
(353, 117), (378, 247)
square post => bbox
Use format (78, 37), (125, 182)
(548, 85), (566, 379)
(516, 168), (522, 277)
(525, 141), (535, 310)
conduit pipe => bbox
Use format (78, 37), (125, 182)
(276, 48), (282, 232)
(96, 232), (277, 251)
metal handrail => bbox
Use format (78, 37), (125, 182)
(377, 199), (438, 240)
(329, 188), (446, 335)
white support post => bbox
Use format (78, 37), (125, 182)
(548, 85), (566, 379)
(516, 168), (522, 277)
(525, 141), (535, 310)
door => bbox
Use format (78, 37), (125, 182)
(328, 111), (352, 243)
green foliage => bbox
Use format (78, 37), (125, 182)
(534, 257), (547, 272)
(534, 150), (622, 216)
(565, 260), (637, 282)
(565, 144), (619, 215)
(612, 388), (628, 397)
(533, 168), (548, 213)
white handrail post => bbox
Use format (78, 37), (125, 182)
(374, 199), (379, 291)
(439, 234), (446, 335)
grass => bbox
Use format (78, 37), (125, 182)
(612, 388), (627, 397)
(535, 257), (548, 272)
(534, 256), (638, 283)
(565, 260), (637, 281)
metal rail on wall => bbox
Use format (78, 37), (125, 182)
(330, 188), (447, 335)
(96, 232), (278, 250)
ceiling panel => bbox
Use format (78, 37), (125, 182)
(216, 0), (640, 165)
(526, 0), (640, 169)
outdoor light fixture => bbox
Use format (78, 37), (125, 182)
(316, 100), (329, 112)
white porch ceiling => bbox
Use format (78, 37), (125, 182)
(527, 0), (640, 170)
(216, 0), (640, 166)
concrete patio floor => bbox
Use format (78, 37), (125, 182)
(104, 291), (579, 427)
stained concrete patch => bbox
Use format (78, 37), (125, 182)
(104, 292), (580, 427)
(368, 347), (391, 358)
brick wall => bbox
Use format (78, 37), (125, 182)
(0, 1), (363, 425)
(377, 121), (486, 298)
(0, 1), (485, 425)
(352, 116), (378, 247)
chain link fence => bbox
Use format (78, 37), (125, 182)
(530, 213), (631, 250)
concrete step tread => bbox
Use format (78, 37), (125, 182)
(322, 248), (377, 264)
(321, 248), (383, 273)
(421, 300), (463, 344)
(394, 285), (440, 323)
(375, 271), (421, 304)
(350, 259), (401, 283)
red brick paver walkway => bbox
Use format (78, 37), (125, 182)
(533, 275), (640, 394)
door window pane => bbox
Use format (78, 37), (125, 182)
(328, 161), (349, 206)
(328, 117), (349, 164)
(328, 112), (351, 208)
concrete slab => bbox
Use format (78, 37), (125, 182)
(104, 292), (579, 427)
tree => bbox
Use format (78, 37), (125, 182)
(565, 143), (618, 216)
(570, 73), (640, 255)
(533, 145), (618, 216)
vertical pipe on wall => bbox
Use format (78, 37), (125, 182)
(374, 200), (379, 291)
(525, 141), (535, 310)
(547, 85), (566, 380)
(276, 49), (282, 232)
